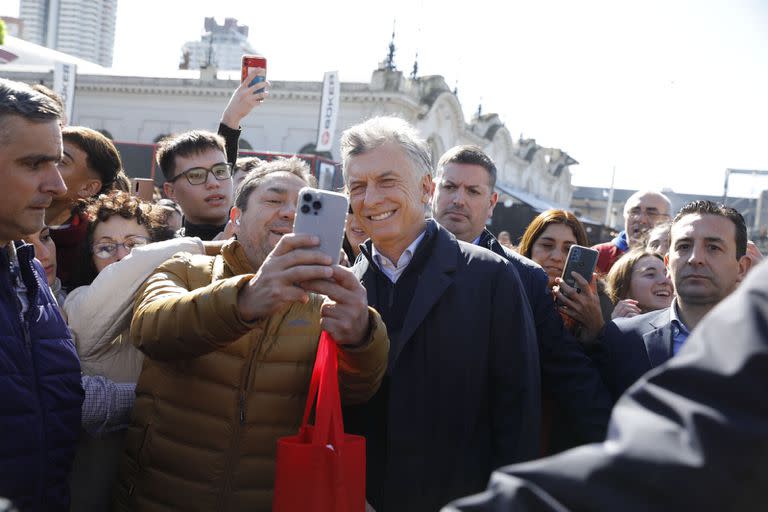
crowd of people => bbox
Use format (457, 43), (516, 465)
(1, 72), (766, 512)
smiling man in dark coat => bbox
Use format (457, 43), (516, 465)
(341, 116), (541, 512)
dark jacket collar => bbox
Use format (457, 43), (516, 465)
(220, 239), (255, 276)
(356, 219), (459, 369)
(180, 219), (227, 241)
(478, 228), (501, 252)
(2, 241), (42, 300)
(643, 308), (674, 366)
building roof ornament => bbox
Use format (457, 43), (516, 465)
(381, 21), (397, 72)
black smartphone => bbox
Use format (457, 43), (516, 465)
(561, 244), (598, 289)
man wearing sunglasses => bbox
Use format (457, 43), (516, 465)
(158, 130), (234, 240)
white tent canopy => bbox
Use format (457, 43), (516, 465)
(0, 35), (106, 73)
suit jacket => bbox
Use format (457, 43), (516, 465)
(478, 230), (611, 449)
(596, 308), (674, 403)
(445, 258), (768, 512)
(349, 220), (541, 512)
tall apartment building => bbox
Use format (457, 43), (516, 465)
(180, 17), (255, 71)
(18, 0), (118, 67)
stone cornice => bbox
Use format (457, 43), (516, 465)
(72, 76), (422, 110)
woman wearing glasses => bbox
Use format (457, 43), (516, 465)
(63, 190), (204, 380)
(61, 190), (205, 510)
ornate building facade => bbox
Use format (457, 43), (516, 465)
(2, 43), (577, 209)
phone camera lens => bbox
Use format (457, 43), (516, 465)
(312, 201), (322, 210)
(303, 193), (313, 202)
(300, 204), (310, 214)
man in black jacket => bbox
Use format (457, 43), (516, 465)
(431, 145), (611, 451)
(445, 257), (768, 512)
(342, 118), (541, 512)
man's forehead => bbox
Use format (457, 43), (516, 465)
(627, 193), (669, 211)
(62, 140), (86, 158)
(175, 147), (227, 168)
(440, 163), (492, 187)
(347, 143), (415, 179)
(671, 213), (735, 239)
(2, 116), (60, 148)
(253, 171), (306, 195)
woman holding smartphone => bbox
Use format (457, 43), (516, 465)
(517, 209), (607, 341)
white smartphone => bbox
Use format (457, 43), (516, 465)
(292, 187), (349, 264)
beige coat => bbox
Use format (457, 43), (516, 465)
(114, 240), (388, 512)
(63, 237), (204, 382)
(63, 237), (204, 511)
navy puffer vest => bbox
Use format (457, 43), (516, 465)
(0, 242), (83, 511)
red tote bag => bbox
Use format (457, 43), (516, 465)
(272, 331), (366, 512)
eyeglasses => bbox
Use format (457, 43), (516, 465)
(168, 163), (232, 185)
(627, 208), (670, 222)
(92, 236), (150, 259)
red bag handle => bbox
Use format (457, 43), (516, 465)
(301, 331), (345, 446)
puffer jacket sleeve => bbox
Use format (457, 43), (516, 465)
(64, 237), (204, 360)
(130, 252), (261, 360)
(337, 307), (389, 405)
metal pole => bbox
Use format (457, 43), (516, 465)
(604, 166), (616, 227)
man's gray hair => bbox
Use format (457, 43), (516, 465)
(340, 116), (433, 182)
(234, 156), (316, 211)
(0, 78), (62, 145)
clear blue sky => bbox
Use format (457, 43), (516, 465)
(4, 0), (768, 197)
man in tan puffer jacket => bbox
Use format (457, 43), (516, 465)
(114, 157), (388, 512)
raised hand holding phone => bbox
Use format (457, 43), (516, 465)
(241, 55), (267, 91)
(290, 187), (370, 345)
(236, 234), (333, 322)
(221, 56), (268, 129)
(292, 187), (348, 265)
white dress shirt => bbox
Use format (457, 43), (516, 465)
(371, 230), (426, 283)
